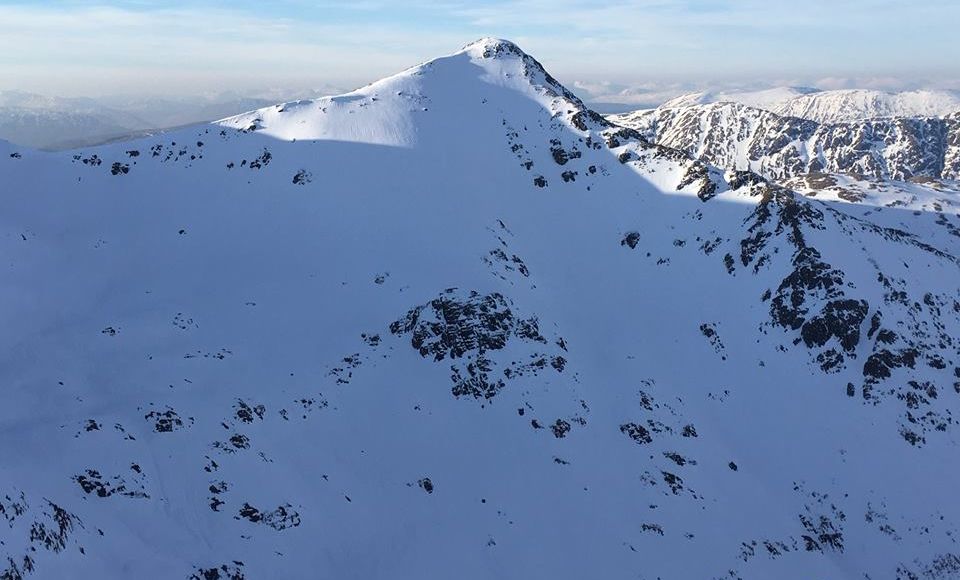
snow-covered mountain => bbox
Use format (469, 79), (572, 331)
(2, 39), (959, 580)
(0, 91), (152, 150)
(610, 102), (960, 181)
(778, 89), (960, 124)
(659, 87), (823, 111)
(658, 88), (960, 124)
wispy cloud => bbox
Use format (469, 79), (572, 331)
(0, 1), (956, 96)
(0, 3), (468, 94)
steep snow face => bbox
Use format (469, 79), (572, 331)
(2, 39), (960, 580)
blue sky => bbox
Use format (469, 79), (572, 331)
(0, 0), (957, 99)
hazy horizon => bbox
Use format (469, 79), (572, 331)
(2, 0), (959, 150)
(1, 0), (958, 102)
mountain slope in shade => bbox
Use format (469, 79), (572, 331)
(1, 39), (960, 580)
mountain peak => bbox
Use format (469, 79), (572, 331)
(217, 38), (613, 144)
(460, 37), (526, 59)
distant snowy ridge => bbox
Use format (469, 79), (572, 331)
(0, 90), (307, 150)
(658, 88), (960, 123)
(778, 89), (960, 123)
(610, 101), (960, 181)
(660, 87), (822, 112)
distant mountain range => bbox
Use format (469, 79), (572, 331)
(656, 88), (960, 123)
(5, 85), (958, 151)
(0, 90), (337, 149)
(609, 90), (960, 181)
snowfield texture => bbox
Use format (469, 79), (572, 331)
(1, 39), (960, 580)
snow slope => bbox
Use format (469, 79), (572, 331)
(2, 39), (960, 580)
